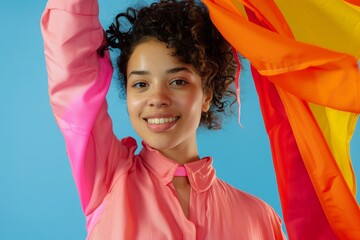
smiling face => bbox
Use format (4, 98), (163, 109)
(126, 39), (212, 162)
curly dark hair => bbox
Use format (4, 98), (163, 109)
(98, 0), (239, 129)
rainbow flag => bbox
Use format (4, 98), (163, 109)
(202, 0), (360, 239)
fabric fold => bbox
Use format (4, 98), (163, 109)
(202, 0), (360, 239)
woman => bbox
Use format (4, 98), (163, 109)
(41, 0), (285, 239)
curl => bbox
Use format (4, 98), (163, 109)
(98, 0), (239, 129)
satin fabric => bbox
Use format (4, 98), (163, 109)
(202, 0), (360, 239)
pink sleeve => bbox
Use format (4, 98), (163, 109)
(41, 0), (135, 216)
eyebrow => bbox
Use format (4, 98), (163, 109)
(166, 67), (190, 74)
(128, 67), (190, 77)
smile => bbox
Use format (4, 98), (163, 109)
(146, 117), (178, 124)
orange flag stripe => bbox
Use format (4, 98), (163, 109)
(202, 0), (360, 238)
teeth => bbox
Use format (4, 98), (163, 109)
(147, 117), (178, 124)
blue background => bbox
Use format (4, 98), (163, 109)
(0, 1), (359, 239)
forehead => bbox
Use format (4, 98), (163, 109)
(127, 39), (183, 72)
(126, 39), (205, 89)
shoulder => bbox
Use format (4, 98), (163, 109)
(211, 178), (286, 238)
(111, 136), (139, 175)
(120, 136), (138, 149)
(213, 178), (280, 219)
(213, 178), (263, 202)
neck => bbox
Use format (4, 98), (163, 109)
(160, 150), (200, 164)
(172, 176), (190, 188)
(159, 142), (200, 165)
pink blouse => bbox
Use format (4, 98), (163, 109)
(41, 0), (286, 239)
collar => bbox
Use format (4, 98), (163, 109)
(139, 141), (216, 193)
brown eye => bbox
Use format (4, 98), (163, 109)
(132, 82), (148, 88)
(170, 79), (187, 86)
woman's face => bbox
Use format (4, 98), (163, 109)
(126, 39), (211, 156)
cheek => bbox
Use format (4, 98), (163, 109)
(184, 93), (204, 114)
(126, 95), (144, 116)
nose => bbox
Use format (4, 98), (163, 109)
(148, 85), (171, 108)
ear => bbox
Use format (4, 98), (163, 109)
(202, 91), (212, 112)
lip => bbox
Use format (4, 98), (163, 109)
(143, 112), (179, 119)
(143, 115), (180, 133)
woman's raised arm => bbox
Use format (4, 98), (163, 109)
(41, 0), (134, 218)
